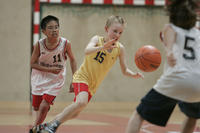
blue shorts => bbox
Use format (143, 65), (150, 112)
(137, 89), (200, 127)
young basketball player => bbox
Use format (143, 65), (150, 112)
(34, 15), (143, 133)
(126, 0), (200, 133)
(30, 15), (77, 133)
(180, 2), (200, 133)
(125, 0), (200, 133)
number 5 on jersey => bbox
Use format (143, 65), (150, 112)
(183, 36), (195, 60)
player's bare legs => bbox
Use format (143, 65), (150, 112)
(34, 100), (50, 126)
(55, 91), (88, 123)
(40, 91), (89, 133)
(32, 111), (39, 126)
(126, 111), (144, 133)
(181, 117), (197, 133)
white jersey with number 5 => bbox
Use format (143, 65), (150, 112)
(154, 24), (200, 102)
(31, 37), (68, 96)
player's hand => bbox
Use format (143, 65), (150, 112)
(103, 39), (117, 50)
(50, 68), (63, 74)
(167, 52), (176, 67)
(133, 72), (144, 79)
(69, 83), (74, 93)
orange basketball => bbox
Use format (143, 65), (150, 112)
(135, 45), (161, 72)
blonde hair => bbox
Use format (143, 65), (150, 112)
(105, 15), (126, 27)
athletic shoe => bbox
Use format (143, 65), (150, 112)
(40, 121), (60, 133)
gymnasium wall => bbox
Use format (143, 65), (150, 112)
(40, 4), (168, 102)
(0, 0), (31, 101)
(0, 0), (168, 102)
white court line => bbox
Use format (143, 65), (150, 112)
(141, 124), (153, 133)
(141, 128), (153, 133)
(142, 124), (152, 129)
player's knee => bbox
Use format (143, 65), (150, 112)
(76, 100), (88, 109)
(72, 111), (81, 118)
(33, 107), (39, 111)
(39, 103), (50, 112)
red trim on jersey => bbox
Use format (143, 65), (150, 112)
(63, 39), (68, 60)
(145, 0), (154, 5)
(44, 38), (61, 51)
(104, 0), (112, 4)
(125, 0), (133, 5)
(34, 24), (40, 34)
(62, 0), (71, 3)
(72, 83), (92, 102)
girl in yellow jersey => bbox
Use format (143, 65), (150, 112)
(36, 15), (143, 133)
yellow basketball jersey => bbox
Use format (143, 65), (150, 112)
(73, 36), (121, 95)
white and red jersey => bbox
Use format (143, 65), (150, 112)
(31, 37), (68, 96)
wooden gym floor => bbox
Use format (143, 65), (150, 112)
(0, 101), (200, 133)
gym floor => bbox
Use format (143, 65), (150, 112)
(0, 101), (200, 133)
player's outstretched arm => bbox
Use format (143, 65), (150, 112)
(119, 44), (143, 79)
(84, 35), (102, 55)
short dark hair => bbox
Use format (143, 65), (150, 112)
(166, 0), (197, 29)
(40, 15), (59, 30)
